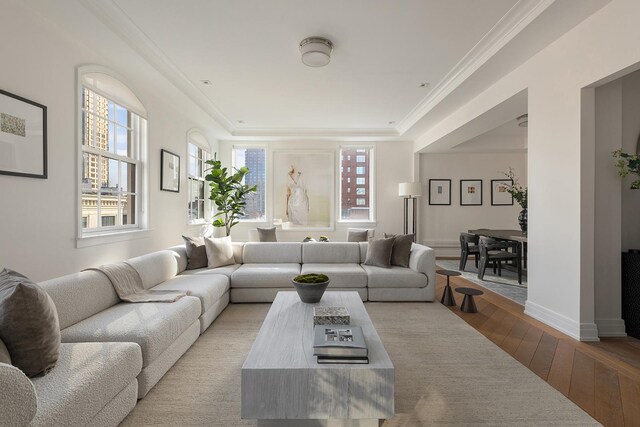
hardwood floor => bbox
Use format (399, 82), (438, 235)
(435, 271), (640, 427)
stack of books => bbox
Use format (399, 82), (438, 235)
(313, 324), (369, 364)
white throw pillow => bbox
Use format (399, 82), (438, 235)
(205, 236), (235, 268)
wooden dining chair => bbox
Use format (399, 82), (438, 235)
(478, 236), (522, 284)
(459, 233), (480, 271)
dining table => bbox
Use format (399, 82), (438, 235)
(468, 229), (527, 269)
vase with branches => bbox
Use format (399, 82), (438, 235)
(502, 167), (528, 235)
(613, 149), (640, 189)
(205, 154), (257, 236)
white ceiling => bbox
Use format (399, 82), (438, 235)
(109, 0), (520, 134)
(450, 119), (528, 152)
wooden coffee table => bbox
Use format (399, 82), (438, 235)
(241, 291), (394, 426)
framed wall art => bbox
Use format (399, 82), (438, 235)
(161, 149), (180, 192)
(491, 179), (513, 206)
(272, 149), (334, 230)
(429, 179), (451, 205)
(0, 88), (47, 179)
(460, 179), (482, 206)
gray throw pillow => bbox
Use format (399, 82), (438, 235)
(385, 233), (414, 268)
(205, 236), (235, 268)
(257, 227), (277, 242)
(347, 229), (369, 242)
(182, 236), (208, 270)
(0, 269), (60, 377)
(0, 337), (11, 365)
(364, 237), (395, 268)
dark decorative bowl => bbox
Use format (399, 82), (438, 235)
(292, 279), (330, 303)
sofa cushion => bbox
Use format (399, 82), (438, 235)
(257, 227), (278, 242)
(0, 362), (37, 426)
(364, 237), (395, 268)
(205, 236), (235, 268)
(347, 229), (369, 242)
(126, 250), (179, 290)
(151, 274), (229, 313)
(300, 263), (367, 288)
(301, 242), (361, 264)
(0, 269), (61, 378)
(182, 236), (208, 270)
(40, 270), (120, 330)
(243, 242), (302, 263)
(231, 263), (301, 288)
(361, 265), (428, 288)
(179, 264), (241, 278)
(30, 342), (142, 427)
(60, 297), (201, 367)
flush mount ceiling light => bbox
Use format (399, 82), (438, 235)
(299, 37), (333, 67)
(517, 114), (528, 127)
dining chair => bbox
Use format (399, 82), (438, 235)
(459, 232), (480, 271)
(478, 236), (522, 284)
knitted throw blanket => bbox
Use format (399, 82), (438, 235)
(87, 262), (189, 303)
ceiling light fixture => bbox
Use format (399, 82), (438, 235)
(299, 37), (333, 67)
(200, 80), (212, 85)
(388, 121), (396, 125)
(419, 82), (430, 88)
(517, 114), (528, 127)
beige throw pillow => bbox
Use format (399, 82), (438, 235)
(347, 229), (369, 242)
(205, 236), (235, 268)
(0, 269), (61, 377)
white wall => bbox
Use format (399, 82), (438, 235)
(419, 152), (526, 257)
(0, 1), (220, 281)
(217, 140), (414, 242)
(414, 0), (640, 340)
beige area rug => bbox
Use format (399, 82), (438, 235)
(122, 302), (599, 426)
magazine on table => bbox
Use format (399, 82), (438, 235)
(313, 324), (368, 358)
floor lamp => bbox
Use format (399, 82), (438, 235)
(399, 182), (422, 241)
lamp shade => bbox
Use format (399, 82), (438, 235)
(399, 182), (422, 197)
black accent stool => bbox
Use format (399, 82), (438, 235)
(437, 269), (461, 307)
(455, 287), (484, 313)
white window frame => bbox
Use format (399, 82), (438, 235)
(186, 130), (211, 225)
(338, 145), (376, 224)
(232, 144), (267, 222)
(76, 65), (149, 247)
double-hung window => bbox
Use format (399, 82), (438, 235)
(81, 85), (146, 233)
(187, 133), (211, 223)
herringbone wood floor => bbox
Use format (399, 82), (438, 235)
(435, 270), (640, 427)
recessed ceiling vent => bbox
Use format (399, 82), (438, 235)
(299, 37), (333, 67)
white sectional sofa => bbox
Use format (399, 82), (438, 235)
(0, 240), (435, 426)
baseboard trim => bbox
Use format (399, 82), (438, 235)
(596, 318), (627, 337)
(524, 301), (600, 342)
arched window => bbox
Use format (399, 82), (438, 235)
(78, 66), (147, 238)
(187, 130), (211, 223)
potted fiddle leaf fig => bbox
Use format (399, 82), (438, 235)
(205, 153), (258, 236)
(292, 273), (330, 303)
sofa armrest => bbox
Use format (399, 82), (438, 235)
(409, 243), (436, 287)
(0, 362), (37, 425)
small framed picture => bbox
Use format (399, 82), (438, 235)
(429, 179), (451, 205)
(161, 149), (180, 192)
(0, 88), (47, 179)
(460, 179), (482, 206)
(491, 179), (513, 206)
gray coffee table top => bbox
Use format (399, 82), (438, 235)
(241, 291), (394, 421)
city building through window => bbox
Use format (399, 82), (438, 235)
(233, 146), (266, 220)
(340, 147), (373, 221)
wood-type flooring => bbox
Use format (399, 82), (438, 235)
(435, 270), (640, 427)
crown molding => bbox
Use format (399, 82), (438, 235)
(231, 127), (400, 138)
(79, 0), (236, 133)
(395, 0), (555, 135)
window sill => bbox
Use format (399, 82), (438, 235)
(76, 229), (151, 248)
(337, 221), (377, 226)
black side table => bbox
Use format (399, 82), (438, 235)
(436, 269), (461, 306)
(455, 287), (484, 313)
